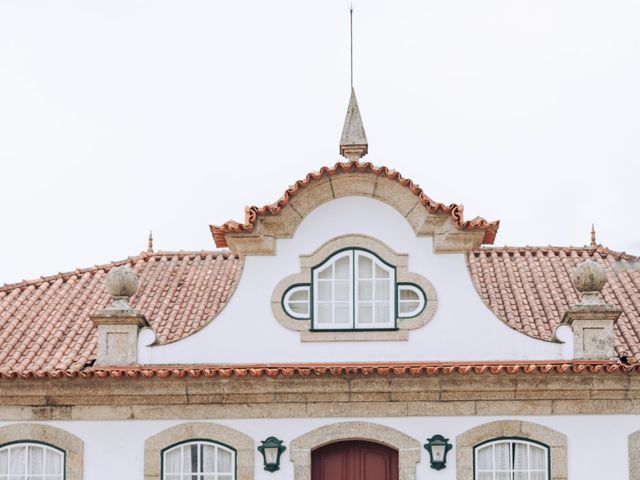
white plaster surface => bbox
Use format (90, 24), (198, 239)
(140, 197), (571, 364)
(2, 415), (633, 480)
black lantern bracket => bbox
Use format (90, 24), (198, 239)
(424, 434), (453, 471)
(257, 436), (287, 473)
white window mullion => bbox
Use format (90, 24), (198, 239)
(331, 261), (336, 327)
(349, 251), (354, 329)
(492, 444), (496, 480)
(387, 268), (395, 325)
(353, 250), (359, 329)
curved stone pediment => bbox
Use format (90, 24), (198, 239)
(210, 161), (499, 256)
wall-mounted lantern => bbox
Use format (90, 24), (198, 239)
(258, 436), (286, 472)
(424, 435), (452, 471)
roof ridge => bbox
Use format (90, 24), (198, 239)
(473, 245), (638, 261)
(0, 249), (235, 293)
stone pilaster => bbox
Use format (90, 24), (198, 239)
(562, 304), (621, 360)
(91, 309), (147, 365)
(90, 266), (148, 366)
(562, 259), (621, 360)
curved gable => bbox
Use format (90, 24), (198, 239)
(210, 160), (499, 255)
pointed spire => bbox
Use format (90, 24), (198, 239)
(339, 88), (368, 161)
(339, 6), (368, 162)
(590, 224), (597, 247)
(147, 231), (154, 253)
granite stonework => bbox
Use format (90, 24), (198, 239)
(144, 422), (254, 480)
(456, 420), (567, 480)
(91, 266), (148, 366)
(290, 422), (420, 480)
(221, 170), (487, 257)
(561, 259), (622, 360)
(0, 371), (636, 421)
(0, 423), (84, 480)
(630, 429), (640, 480)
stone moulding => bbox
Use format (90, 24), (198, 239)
(629, 430), (640, 480)
(211, 163), (498, 256)
(271, 234), (438, 341)
(0, 423), (83, 480)
(290, 421), (421, 480)
(144, 422), (254, 480)
(456, 420), (567, 480)
(0, 368), (637, 421)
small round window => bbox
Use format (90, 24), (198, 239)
(397, 285), (425, 318)
(283, 285), (311, 319)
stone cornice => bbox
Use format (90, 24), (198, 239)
(0, 370), (637, 421)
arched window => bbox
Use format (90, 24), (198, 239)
(280, 247), (428, 330)
(162, 440), (235, 480)
(274, 236), (438, 340)
(312, 249), (396, 329)
(474, 438), (549, 480)
(0, 442), (64, 480)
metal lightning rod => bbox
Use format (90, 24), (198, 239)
(350, 4), (354, 89)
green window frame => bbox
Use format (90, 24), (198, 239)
(473, 436), (551, 480)
(161, 439), (237, 480)
(0, 440), (66, 480)
(281, 247), (427, 331)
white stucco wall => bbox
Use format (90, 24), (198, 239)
(140, 197), (570, 365)
(2, 415), (633, 479)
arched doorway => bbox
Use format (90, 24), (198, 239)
(312, 440), (399, 480)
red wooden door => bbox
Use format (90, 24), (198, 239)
(312, 441), (399, 480)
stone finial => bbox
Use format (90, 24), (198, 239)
(90, 266), (147, 366)
(147, 231), (154, 253)
(339, 88), (368, 161)
(590, 224), (597, 247)
(105, 266), (138, 307)
(572, 259), (607, 304)
(562, 259), (621, 360)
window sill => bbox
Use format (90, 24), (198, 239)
(300, 329), (409, 342)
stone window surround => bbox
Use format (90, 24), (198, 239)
(456, 420), (567, 480)
(629, 430), (640, 480)
(0, 423), (83, 480)
(271, 234), (438, 342)
(289, 421), (421, 480)
(144, 422), (254, 480)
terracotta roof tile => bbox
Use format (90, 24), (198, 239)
(468, 245), (640, 361)
(0, 251), (242, 374)
(0, 360), (633, 380)
(1, 240), (639, 378)
(210, 160), (499, 247)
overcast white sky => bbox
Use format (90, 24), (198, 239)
(0, 0), (639, 285)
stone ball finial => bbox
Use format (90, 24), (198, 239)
(573, 259), (606, 293)
(105, 266), (138, 299)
